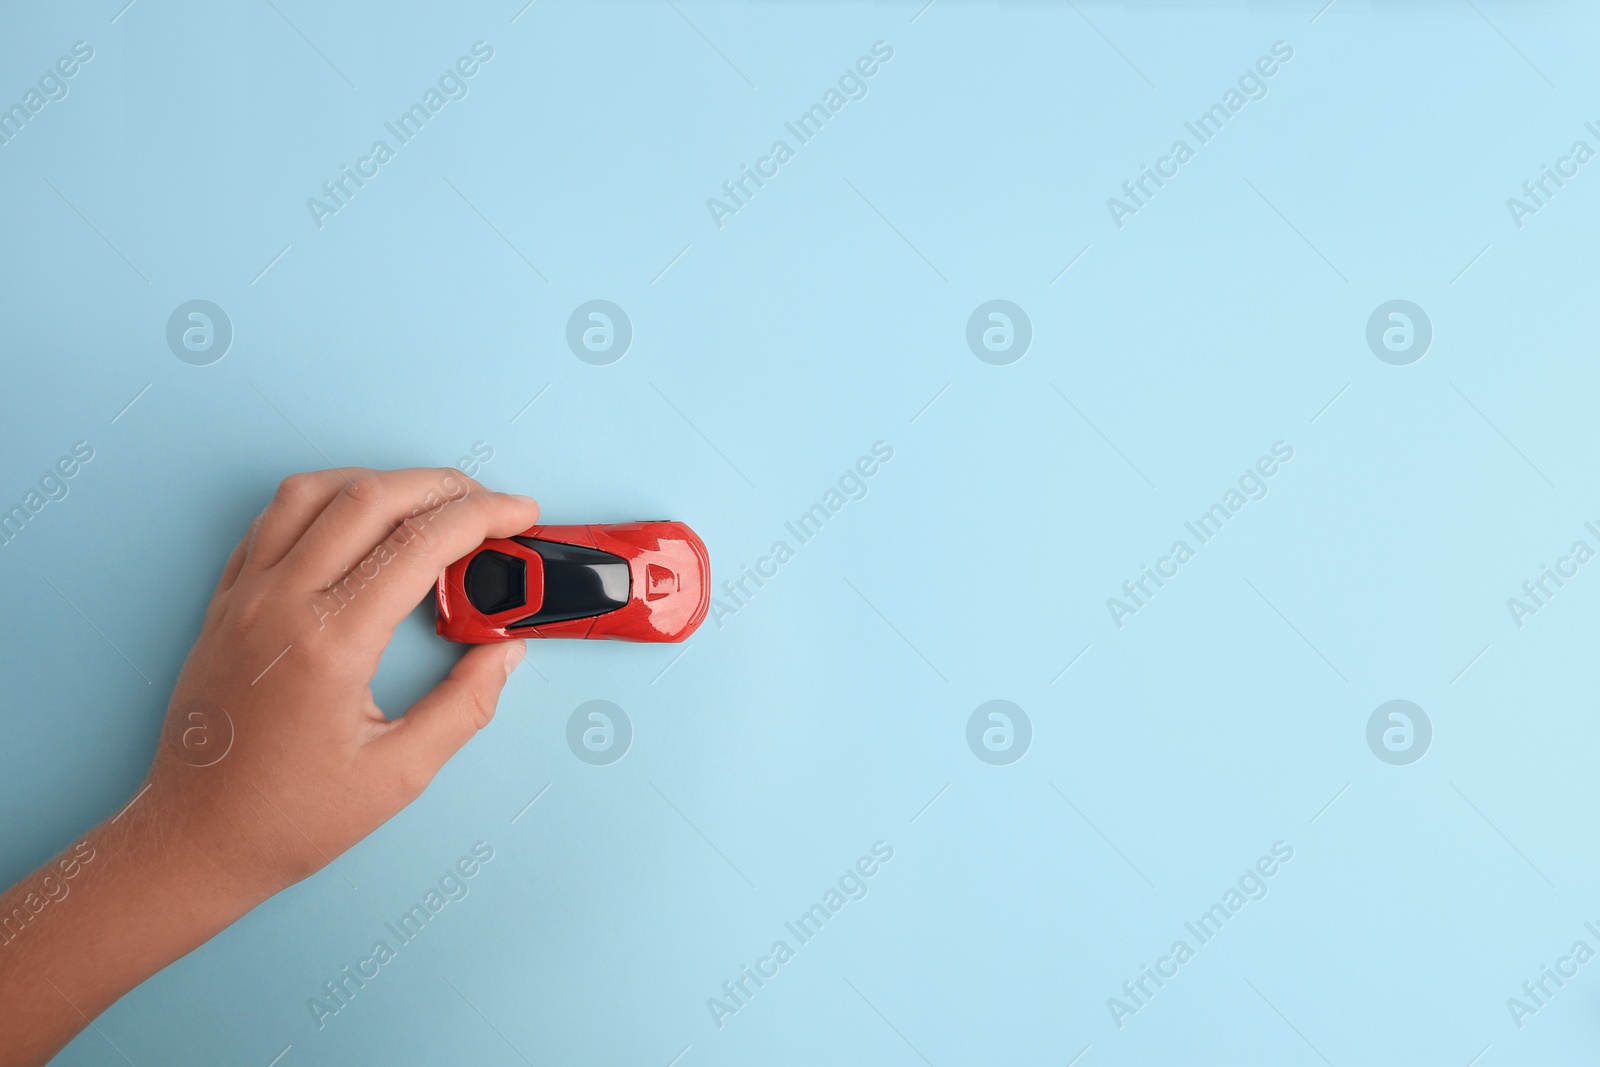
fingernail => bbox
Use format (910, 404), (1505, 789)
(508, 493), (538, 508)
(503, 640), (527, 678)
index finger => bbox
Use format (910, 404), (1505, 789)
(311, 488), (539, 656)
(280, 467), (487, 585)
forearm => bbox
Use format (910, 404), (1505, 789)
(0, 792), (262, 1067)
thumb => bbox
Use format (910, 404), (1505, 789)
(384, 640), (526, 785)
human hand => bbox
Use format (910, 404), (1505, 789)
(0, 467), (540, 1065)
(147, 466), (540, 902)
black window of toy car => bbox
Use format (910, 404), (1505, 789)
(507, 537), (631, 628)
(463, 550), (527, 615)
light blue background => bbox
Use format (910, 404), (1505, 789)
(3, 1), (1598, 1063)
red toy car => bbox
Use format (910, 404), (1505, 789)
(435, 521), (710, 643)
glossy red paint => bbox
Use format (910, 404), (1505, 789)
(435, 521), (710, 643)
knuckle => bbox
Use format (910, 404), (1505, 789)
(342, 473), (388, 512)
(438, 467), (472, 498)
(436, 676), (495, 733)
(396, 760), (434, 801)
(463, 685), (496, 732)
(461, 489), (499, 525)
(399, 513), (443, 555)
(230, 584), (277, 633)
(377, 525), (411, 564)
(273, 472), (320, 508)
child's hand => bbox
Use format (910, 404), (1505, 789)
(0, 467), (538, 1066)
(150, 466), (539, 898)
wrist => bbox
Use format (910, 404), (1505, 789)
(103, 780), (274, 928)
(0, 787), (271, 1067)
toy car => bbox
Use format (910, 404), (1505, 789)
(435, 521), (710, 643)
